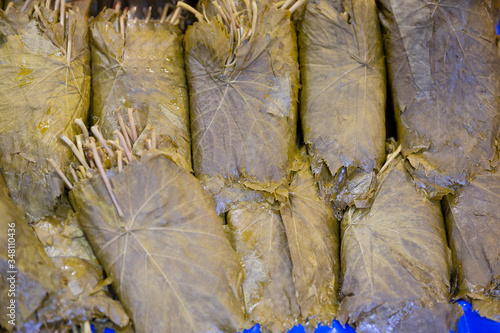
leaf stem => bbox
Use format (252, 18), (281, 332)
(47, 158), (73, 189)
(127, 108), (138, 142)
(59, 134), (90, 169)
(91, 125), (115, 157)
(90, 140), (124, 217)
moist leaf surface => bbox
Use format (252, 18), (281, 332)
(0, 176), (60, 331)
(0, 7), (90, 219)
(90, 11), (191, 171)
(227, 201), (299, 332)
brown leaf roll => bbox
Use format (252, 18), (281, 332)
(280, 155), (340, 326)
(90, 9), (191, 171)
(0, 6), (90, 220)
(70, 152), (246, 333)
(339, 156), (461, 332)
(185, 0), (300, 213)
(227, 201), (299, 332)
(444, 169), (500, 322)
(299, 0), (386, 215)
(378, 0), (500, 198)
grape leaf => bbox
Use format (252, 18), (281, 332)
(280, 154), (339, 326)
(443, 169), (500, 322)
(90, 10), (191, 171)
(339, 156), (461, 332)
(70, 152), (246, 333)
(227, 201), (299, 332)
(299, 0), (386, 212)
(0, 174), (126, 331)
(0, 7), (90, 220)
(378, 0), (500, 198)
(0, 175), (60, 331)
(185, 2), (299, 211)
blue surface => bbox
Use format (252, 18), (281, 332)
(90, 301), (500, 333)
(456, 300), (500, 333)
(242, 321), (356, 333)
(496, 19), (500, 35)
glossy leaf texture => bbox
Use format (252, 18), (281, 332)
(280, 154), (339, 326)
(32, 200), (130, 328)
(70, 152), (246, 333)
(299, 0), (386, 212)
(185, 1), (299, 212)
(0, 7), (90, 219)
(443, 169), (500, 322)
(0, 175), (61, 331)
(339, 157), (461, 332)
(90, 10), (191, 171)
(378, 0), (500, 198)
(227, 201), (299, 332)
(0, 175), (126, 331)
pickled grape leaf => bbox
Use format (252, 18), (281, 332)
(0, 175), (61, 331)
(32, 201), (130, 328)
(185, 1), (299, 212)
(90, 9), (191, 171)
(280, 154), (339, 325)
(443, 169), (500, 322)
(299, 0), (386, 213)
(0, 175), (127, 331)
(0, 6), (90, 220)
(378, 0), (500, 198)
(339, 156), (461, 332)
(70, 152), (246, 333)
(227, 201), (299, 332)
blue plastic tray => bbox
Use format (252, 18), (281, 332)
(90, 300), (500, 333)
